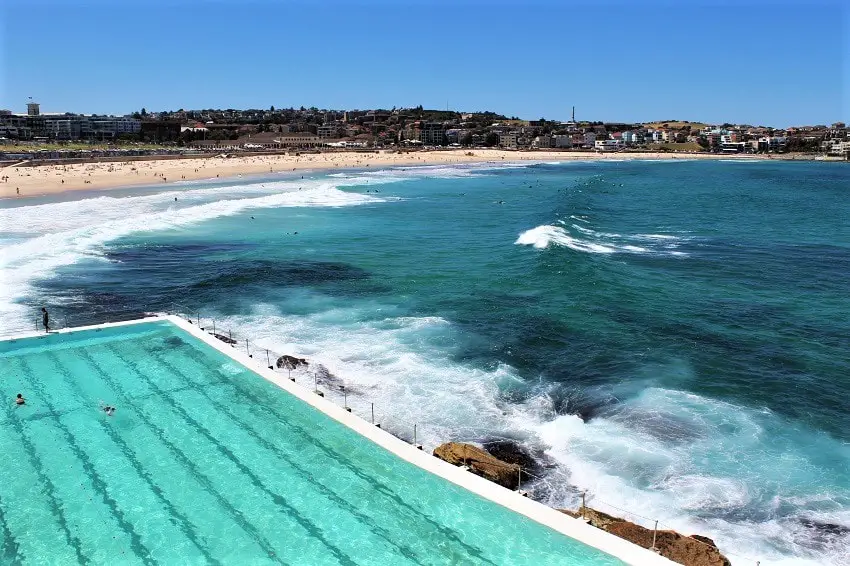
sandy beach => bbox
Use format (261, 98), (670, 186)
(0, 149), (769, 198)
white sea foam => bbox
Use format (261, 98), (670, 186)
(0, 182), (386, 333)
(216, 305), (846, 566)
(515, 225), (653, 254)
(516, 222), (689, 257)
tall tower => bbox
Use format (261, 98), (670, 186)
(571, 106), (575, 122)
(27, 99), (40, 116)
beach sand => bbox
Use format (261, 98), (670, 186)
(0, 149), (764, 198)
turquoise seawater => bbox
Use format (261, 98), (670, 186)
(1, 159), (848, 564)
(0, 320), (622, 565)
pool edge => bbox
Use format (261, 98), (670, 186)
(2, 316), (675, 566)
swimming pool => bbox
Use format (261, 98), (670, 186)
(0, 319), (631, 565)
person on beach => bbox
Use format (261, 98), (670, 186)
(15, 394), (25, 406)
(41, 307), (49, 333)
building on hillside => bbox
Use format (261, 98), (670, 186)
(317, 124), (341, 139)
(181, 122), (208, 133)
(594, 139), (623, 151)
(499, 131), (518, 149)
(277, 133), (322, 147)
(0, 111), (32, 139)
(1, 103), (142, 140)
(419, 122), (446, 145)
(552, 134), (572, 148)
(821, 139), (850, 156)
(532, 135), (553, 149)
(621, 131), (641, 145)
(756, 136), (787, 153)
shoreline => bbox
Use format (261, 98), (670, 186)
(0, 148), (833, 199)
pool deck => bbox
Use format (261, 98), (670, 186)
(4, 316), (675, 566)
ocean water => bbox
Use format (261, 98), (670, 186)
(1, 159), (848, 565)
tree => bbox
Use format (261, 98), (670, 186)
(461, 132), (474, 146)
(485, 132), (500, 147)
(141, 108), (147, 117)
(270, 105), (275, 112)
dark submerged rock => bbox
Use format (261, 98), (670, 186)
(276, 355), (309, 369)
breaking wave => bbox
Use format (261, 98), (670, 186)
(515, 223), (689, 257)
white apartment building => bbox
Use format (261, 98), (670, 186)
(594, 139), (623, 151)
(822, 139), (850, 157)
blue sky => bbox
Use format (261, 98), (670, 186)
(1, 0), (847, 127)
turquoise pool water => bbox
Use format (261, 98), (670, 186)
(0, 320), (624, 565)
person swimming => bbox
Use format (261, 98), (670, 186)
(102, 404), (116, 416)
(15, 393), (25, 406)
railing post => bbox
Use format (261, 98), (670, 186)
(343, 386), (350, 411)
(229, 329), (234, 346)
(517, 467), (522, 491)
(266, 349), (272, 370)
(581, 492), (586, 520)
(651, 520), (658, 551)
(246, 339), (251, 357)
(413, 423), (416, 445)
(212, 320), (216, 335)
(371, 403), (374, 424)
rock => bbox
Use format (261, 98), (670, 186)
(276, 355), (308, 370)
(482, 440), (540, 473)
(433, 442), (521, 489)
(566, 506), (731, 566)
(690, 535), (718, 548)
(212, 333), (236, 344)
(799, 518), (850, 537)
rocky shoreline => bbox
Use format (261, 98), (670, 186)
(433, 442), (731, 566)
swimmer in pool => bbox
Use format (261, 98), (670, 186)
(15, 393), (25, 406)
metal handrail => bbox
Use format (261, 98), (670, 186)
(11, 302), (758, 566)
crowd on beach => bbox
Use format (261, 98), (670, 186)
(0, 149), (767, 198)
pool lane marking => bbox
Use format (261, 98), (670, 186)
(46, 350), (222, 566)
(0, 479), (22, 562)
(15, 355), (157, 566)
(105, 342), (361, 566)
(173, 335), (496, 561)
(80, 345), (289, 566)
(3, 357), (97, 565)
(152, 337), (499, 565)
(141, 339), (439, 565)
